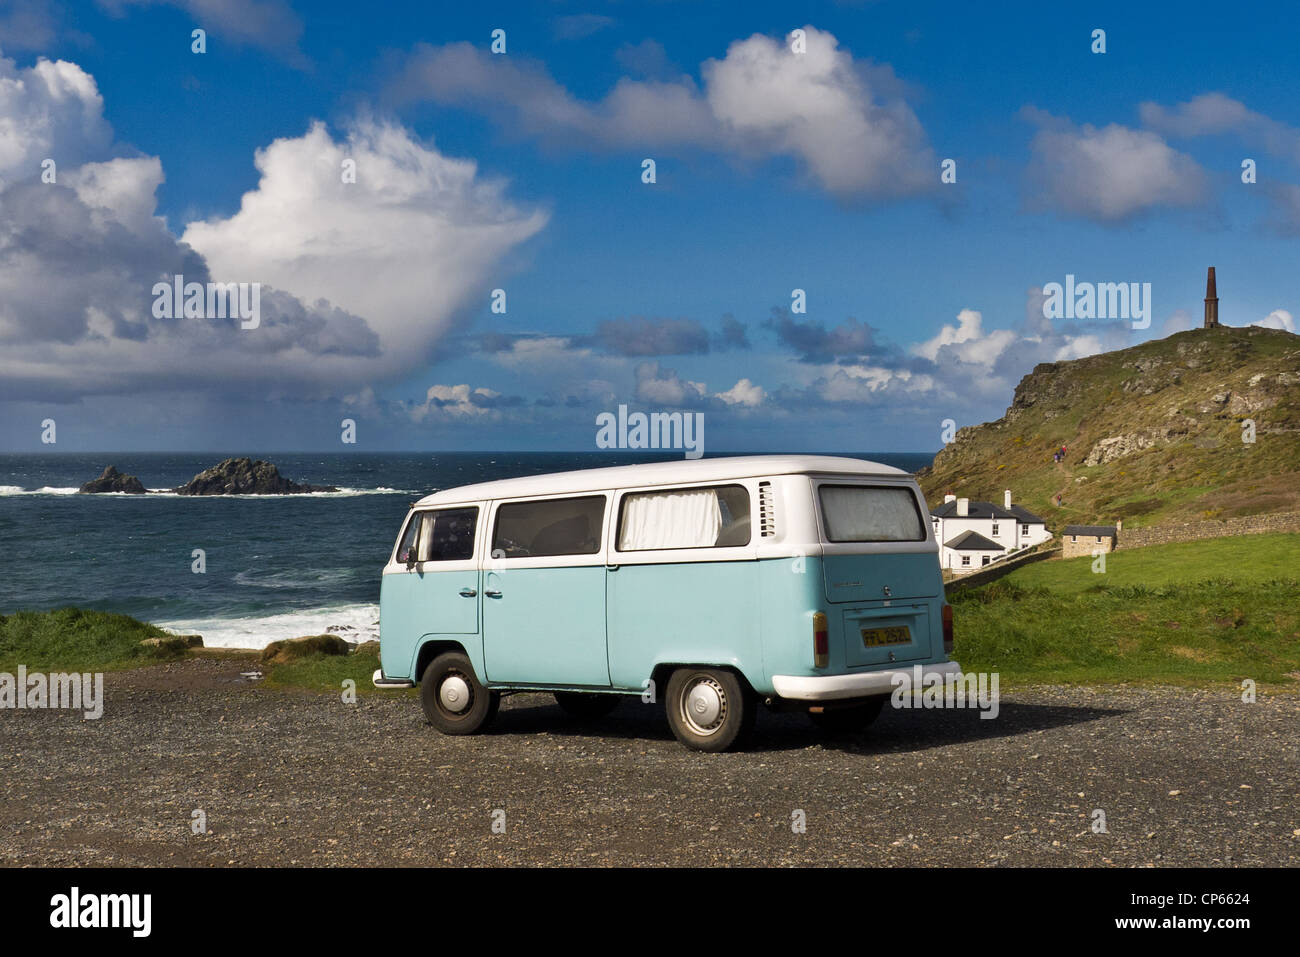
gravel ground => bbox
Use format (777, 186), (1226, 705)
(2, 656), (1297, 867)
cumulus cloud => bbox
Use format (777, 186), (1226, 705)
(0, 52), (546, 404)
(0, 54), (113, 187)
(1253, 309), (1295, 332)
(1141, 93), (1300, 164)
(1021, 107), (1209, 221)
(181, 118), (547, 371)
(388, 25), (936, 199)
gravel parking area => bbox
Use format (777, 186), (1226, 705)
(2, 656), (1297, 867)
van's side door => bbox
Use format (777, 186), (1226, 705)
(481, 493), (611, 687)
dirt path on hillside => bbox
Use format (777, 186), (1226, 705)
(2, 658), (1297, 867)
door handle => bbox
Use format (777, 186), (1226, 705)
(458, 587), (477, 598)
(484, 589), (502, 598)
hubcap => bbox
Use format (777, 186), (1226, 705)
(439, 674), (472, 713)
(682, 678), (726, 735)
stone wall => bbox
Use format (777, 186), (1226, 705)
(1116, 510), (1300, 549)
(945, 545), (1060, 592)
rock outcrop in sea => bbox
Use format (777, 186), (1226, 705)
(78, 466), (148, 494)
(174, 457), (338, 495)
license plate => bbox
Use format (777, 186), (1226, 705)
(861, 626), (910, 648)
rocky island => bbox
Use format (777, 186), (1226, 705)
(173, 457), (338, 495)
(78, 465), (148, 494)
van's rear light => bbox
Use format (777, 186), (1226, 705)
(813, 611), (829, 668)
(942, 604), (954, 656)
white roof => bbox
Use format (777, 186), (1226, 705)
(414, 455), (910, 506)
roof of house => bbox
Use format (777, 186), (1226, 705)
(1006, 504), (1047, 524)
(930, 499), (1048, 524)
(944, 530), (1005, 551)
(414, 454), (908, 506)
(929, 500), (1015, 520)
(1064, 525), (1118, 537)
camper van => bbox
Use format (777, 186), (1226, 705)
(373, 455), (959, 752)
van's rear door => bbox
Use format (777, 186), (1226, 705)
(814, 481), (942, 604)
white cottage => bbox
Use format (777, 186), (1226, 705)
(929, 490), (1052, 574)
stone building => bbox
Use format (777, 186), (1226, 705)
(1062, 525), (1118, 558)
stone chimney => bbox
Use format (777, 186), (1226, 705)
(1004, 489), (1012, 509)
(1204, 266), (1219, 328)
(944, 493), (957, 504)
(956, 497), (969, 517)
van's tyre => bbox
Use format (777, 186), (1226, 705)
(554, 691), (621, 720)
(665, 668), (755, 752)
(421, 652), (499, 735)
(808, 696), (886, 735)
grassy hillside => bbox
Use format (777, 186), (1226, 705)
(951, 533), (1300, 686)
(0, 608), (185, 671)
(918, 325), (1300, 528)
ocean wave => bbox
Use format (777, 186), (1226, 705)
(0, 486), (415, 497)
(154, 603), (380, 650)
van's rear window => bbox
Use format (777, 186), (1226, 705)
(818, 485), (925, 542)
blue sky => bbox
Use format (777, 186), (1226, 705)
(1, 0), (1298, 452)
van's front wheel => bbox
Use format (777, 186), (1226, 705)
(421, 652), (499, 735)
(665, 668), (754, 752)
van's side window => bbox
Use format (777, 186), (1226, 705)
(396, 513), (422, 563)
(492, 496), (605, 558)
(617, 484), (750, 551)
(424, 507), (478, 561)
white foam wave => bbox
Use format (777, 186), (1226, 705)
(154, 603), (379, 650)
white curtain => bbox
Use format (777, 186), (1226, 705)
(619, 489), (722, 550)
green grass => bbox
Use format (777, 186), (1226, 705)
(951, 534), (1300, 686)
(0, 607), (187, 671)
(261, 645), (406, 696)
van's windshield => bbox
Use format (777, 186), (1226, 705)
(818, 484), (925, 542)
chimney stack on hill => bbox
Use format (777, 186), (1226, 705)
(956, 497), (969, 517)
(1004, 489), (1012, 509)
(1204, 266), (1219, 328)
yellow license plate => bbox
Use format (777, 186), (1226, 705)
(861, 626), (911, 648)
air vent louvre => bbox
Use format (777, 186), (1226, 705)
(758, 480), (776, 537)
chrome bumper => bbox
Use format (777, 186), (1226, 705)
(771, 660), (962, 702)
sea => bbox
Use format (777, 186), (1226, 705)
(0, 451), (933, 648)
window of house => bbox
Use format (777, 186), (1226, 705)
(492, 496), (606, 558)
(1096, 536), (1103, 543)
(1071, 535), (1078, 542)
(991, 523), (1000, 536)
(961, 555), (971, 566)
(1021, 523), (1030, 535)
(617, 484), (750, 551)
(982, 555), (991, 566)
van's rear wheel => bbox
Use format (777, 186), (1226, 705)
(808, 696), (886, 735)
(421, 652), (499, 735)
(554, 691), (621, 720)
(665, 668), (754, 752)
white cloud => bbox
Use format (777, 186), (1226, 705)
(716, 377), (765, 406)
(390, 25), (935, 199)
(181, 118), (548, 375)
(1022, 108), (1208, 221)
(0, 54), (113, 187)
(1253, 308), (1295, 332)
(0, 53), (547, 404)
(1141, 92), (1300, 165)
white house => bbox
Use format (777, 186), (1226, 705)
(930, 490), (1053, 574)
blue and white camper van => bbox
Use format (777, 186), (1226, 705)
(373, 455), (959, 752)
